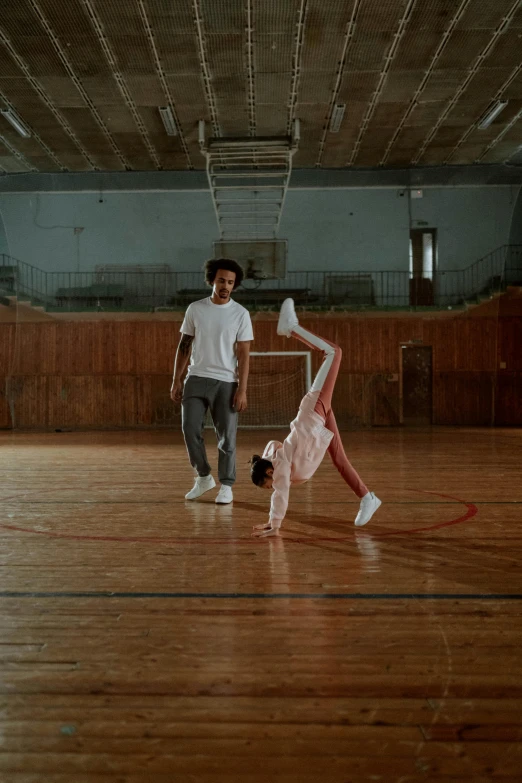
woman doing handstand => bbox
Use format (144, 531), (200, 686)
(250, 299), (381, 538)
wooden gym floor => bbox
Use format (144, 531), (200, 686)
(0, 426), (521, 782)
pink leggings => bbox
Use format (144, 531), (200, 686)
(292, 328), (369, 499)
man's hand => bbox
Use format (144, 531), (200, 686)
(233, 389), (247, 412)
(170, 380), (183, 403)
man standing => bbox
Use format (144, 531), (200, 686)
(170, 258), (253, 504)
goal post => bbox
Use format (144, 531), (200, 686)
(238, 351), (312, 428)
(152, 351), (312, 429)
(250, 352), (312, 389)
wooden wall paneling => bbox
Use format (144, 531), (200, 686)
(431, 372), (445, 425)
(0, 325), (15, 374)
(150, 375), (180, 427)
(380, 321), (401, 373)
(0, 325), (16, 429)
(371, 373), (401, 426)
(426, 321), (456, 371)
(0, 376), (11, 428)
(495, 315), (522, 425)
(499, 317), (522, 372)
(169, 323), (182, 375)
(130, 323), (152, 374)
(451, 319), (473, 372)
(482, 317), (501, 372)
(156, 323), (179, 375)
(87, 323), (105, 375)
(57, 323), (74, 375)
(48, 376), (92, 428)
(467, 372), (495, 425)
(455, 318), (497, 372)
(136, 375), (153, 427)
(16, 324), (45, 376)
(91, 322), (136, 375)
(396, 319), (425, 350)
(333, 373), (370, 428)
(38, 322), (58, 375)
(250, 315), (272, 352)
(135, 323), (177, 374)
(55, 323), (92, 375)
(341, 320), (360, 372)
(91, 323), (111, 375)
(365, 322), (387, 373)
(349, 321), (367, 373)
(1, 312), (519, 428)
(425, 318), (496, 373)
(96, 376), (137, 427)
(495, 372), (522, 426)
(136, 375), (181, 428)
(433, 371), (494, 425)
(499, 288), (522, 317)
(10, 375), (49, 428)
(3, 323), (57, 376)
(112, 322), (138, 375)
(48, 376), (138, 429)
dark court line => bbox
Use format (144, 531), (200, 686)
(0, 592), (521, 600)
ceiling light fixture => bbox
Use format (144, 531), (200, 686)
(159, 106), (177, 136)
(477, 100), (508, 130)
(0, 109), (31, 138)
(198, 119), (206, 147)
(329, 104), (346, 133)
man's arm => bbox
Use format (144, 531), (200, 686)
(233, 339), (251, 412)
(170, 333), (194, 402)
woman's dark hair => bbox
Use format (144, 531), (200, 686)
(250, 455), (273, 487)
(204, 258), (244, 289)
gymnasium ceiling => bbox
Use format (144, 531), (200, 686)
(1, 0), (522, 175)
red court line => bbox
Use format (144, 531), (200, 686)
(0, 489), (478, 543)
(373, 489), (478, 538)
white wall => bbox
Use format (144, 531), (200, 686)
(509, 188), (522, 247)
(0, 191), (216, 273)
(0, 185), (518, 275)
(409, 186), (519, 271)
(280, 189), (408, 271)
(0, 209), (10, 256)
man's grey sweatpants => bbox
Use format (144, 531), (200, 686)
(182, 375), (238, 487)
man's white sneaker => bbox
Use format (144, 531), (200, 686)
(354, 492), (381, 527)
(185, 474), (216, 500)
(215, 485), (233, 504)
(277, 298), (299, 337)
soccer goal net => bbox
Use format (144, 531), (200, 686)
(153, 352), (311, 429)
(237, 351), (311, 428)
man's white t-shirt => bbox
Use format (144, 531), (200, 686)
(180, 297), (254, 383)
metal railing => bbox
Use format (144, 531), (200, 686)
(1, 246), (521, 311)
(436, 245), (522, 306)
(0, 254), (49, 305)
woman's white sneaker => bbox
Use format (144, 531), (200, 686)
(277, 298), (299, 337)
(185, 474), (216, 500)
(215, 485), (233, 504)
(354, 492), (381, 527)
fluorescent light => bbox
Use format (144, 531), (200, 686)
(0, 109), (31, 138)
(329, 104), (346, 133)
(159, 106), (177, 136)
(198, 119), (206, 146)
(477, 100), (508, 130)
